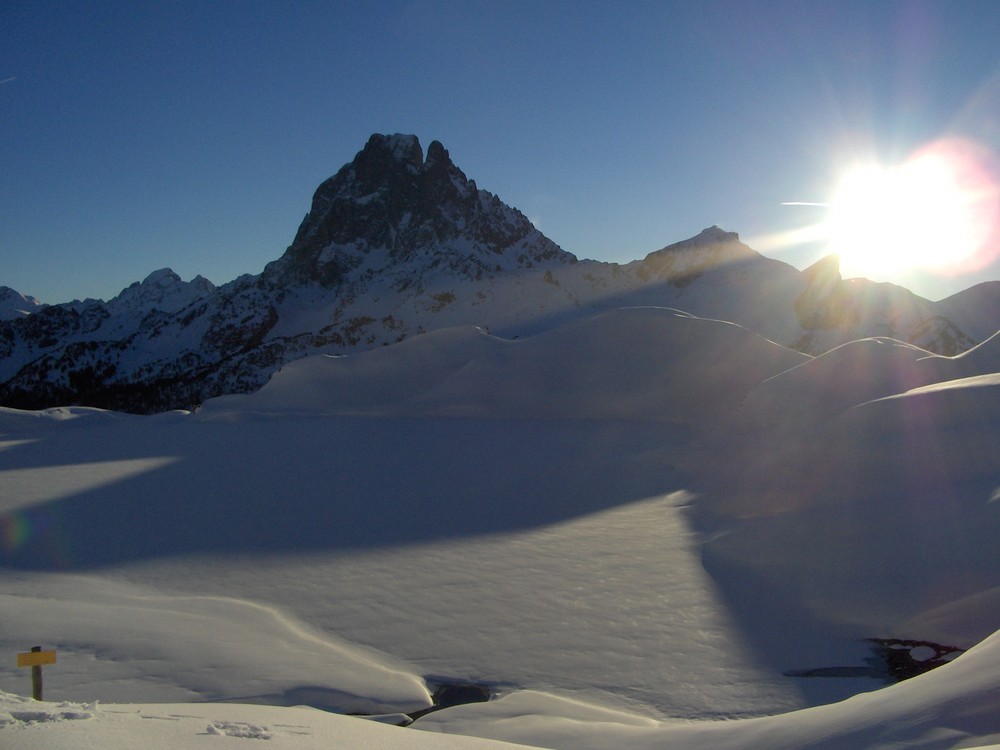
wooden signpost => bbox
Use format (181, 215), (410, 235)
(17, 646), (56, 700)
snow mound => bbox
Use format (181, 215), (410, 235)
(202, 324), (501, 415)
(206, 308), (808, 423)
(0, 576), (431, 715)
(737, 336), (950, 431)
(697, 338), (1000, 653)
(415, 629), (1000, 749)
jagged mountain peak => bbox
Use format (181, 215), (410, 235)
(375, 132), (423, 166)
(352, 133), (425, 187)
(358, 133), (453, 173)
(263, 133), (574, 288)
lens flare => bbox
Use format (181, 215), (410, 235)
(1, 512), (33, 552)
(826, 139), (1000, 281)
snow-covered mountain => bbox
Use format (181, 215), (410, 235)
(0, 286), (46, 320)
(109, 268), (216, 318)
(1, 133), (997, 413)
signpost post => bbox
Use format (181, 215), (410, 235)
(16, 646), (56, 700)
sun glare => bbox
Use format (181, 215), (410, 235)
(824, 139), (1000, 282)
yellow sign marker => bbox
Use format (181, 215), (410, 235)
(17, 650), (56, 668)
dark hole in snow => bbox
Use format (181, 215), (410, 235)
(432, 683), (492, 709)
(407, 678), (493, 721)
(785, 638), (965, 683)
(865, 638), (965, 681)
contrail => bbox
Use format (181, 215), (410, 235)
(0, 77), (16, 86)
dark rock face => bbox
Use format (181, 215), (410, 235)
(263, 133), (573, 290)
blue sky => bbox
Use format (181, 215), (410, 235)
(3, 0), (1000, 303)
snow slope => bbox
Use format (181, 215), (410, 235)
(205, 307), (809, 422)
(0, 288), (46, 320)
(2, 305), (1000, 748)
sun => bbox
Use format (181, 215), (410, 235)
(823, 139), (1000, 283)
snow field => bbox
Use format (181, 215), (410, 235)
(3, 307), (1000, 748)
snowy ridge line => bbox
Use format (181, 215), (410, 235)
(2, 133), (999, 413)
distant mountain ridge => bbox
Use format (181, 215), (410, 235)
(1, 132), (998, 413)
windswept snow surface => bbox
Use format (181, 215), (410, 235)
(2, 306), (1000, 748)
(0, 690), (538, 749)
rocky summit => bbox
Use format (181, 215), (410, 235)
(0, 133), (997, 413)
(263, 134), (573, 289)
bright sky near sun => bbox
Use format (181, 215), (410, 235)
(3, 0), (1000, 303)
